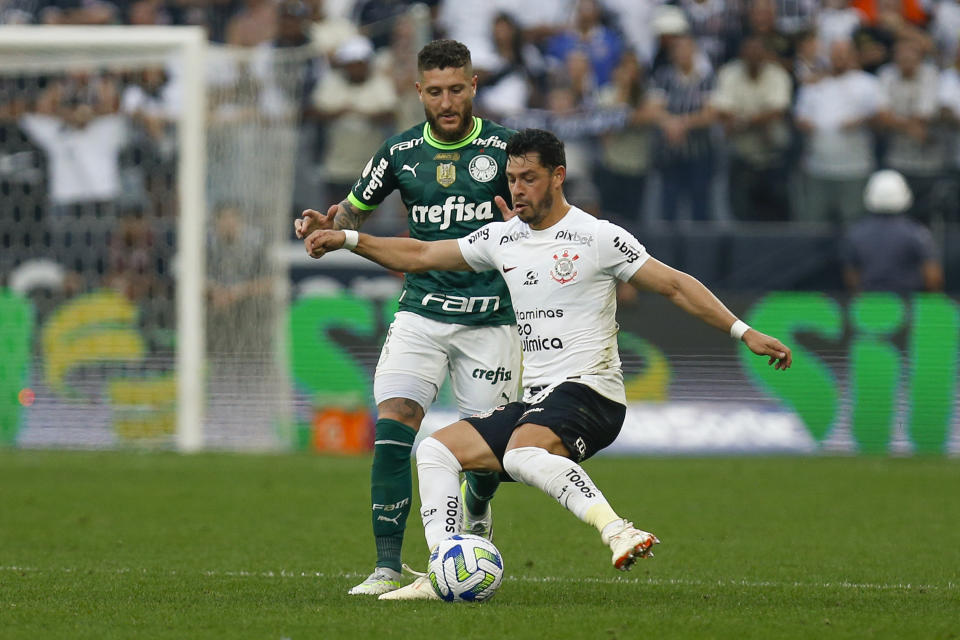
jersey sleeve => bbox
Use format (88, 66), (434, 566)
(456, 222), (502, 272)
(598, 223), (650, 282)
(347, 140), (398, 212)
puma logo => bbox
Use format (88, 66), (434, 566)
(377, 514), (402, 525)
(401, 162), (420, 177)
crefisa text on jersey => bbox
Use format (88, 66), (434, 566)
(471, 366), (513, 385)
(361, 157), (390, 201)
(411, 196), (494, 230)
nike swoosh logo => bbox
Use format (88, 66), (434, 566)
(502, 265), (517, 273)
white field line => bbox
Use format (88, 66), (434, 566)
(0, 566), (955, 592)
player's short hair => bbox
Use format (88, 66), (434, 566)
(505, 129), (566, 172)
(418, 39), (472, 74)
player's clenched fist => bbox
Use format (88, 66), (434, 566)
(305, 229), (345, 258)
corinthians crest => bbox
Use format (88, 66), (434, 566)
(550, 249), (580, 284)
(436, 163), (456, 187)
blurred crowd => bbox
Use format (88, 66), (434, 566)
(3, 0), (960, 305)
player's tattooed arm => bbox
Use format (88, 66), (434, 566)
(294, 200), (374, 239)
(332, 199), (372, 231)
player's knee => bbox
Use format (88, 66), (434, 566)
(377, 397), (425, 428)
(502, 446), (547, 482)
(417, 437), (462, 474)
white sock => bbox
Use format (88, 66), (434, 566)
(502, 446), (621, 533)
(416, 437), (463, 551)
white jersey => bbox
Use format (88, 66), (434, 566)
(457, 206), (649, 405)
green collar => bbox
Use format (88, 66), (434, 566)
(423, 116), (482, 150)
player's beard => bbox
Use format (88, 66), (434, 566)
(518, 191), (553, 226)
(425, 101), (473, 142)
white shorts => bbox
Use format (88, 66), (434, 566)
(373, 311), (522, 417)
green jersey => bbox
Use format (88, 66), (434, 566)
(348, 116), (515, 326)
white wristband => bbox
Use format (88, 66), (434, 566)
(729, 320), (750, 341)
(341, 229), (359, 251)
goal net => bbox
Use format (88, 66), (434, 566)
(0, 27), (310, 450)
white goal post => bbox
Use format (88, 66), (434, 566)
(0, 26), (206, 451)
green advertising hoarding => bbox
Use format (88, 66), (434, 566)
(2, 288), (959, 454)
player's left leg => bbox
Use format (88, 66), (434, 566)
(447, 323), (521, 539)
(501, 439), (658, 571)
(501, 383), (659, 570)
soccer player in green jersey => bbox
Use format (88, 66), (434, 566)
(295, 40), (521, 596)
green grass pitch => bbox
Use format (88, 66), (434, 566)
(1, 451), (958, 639)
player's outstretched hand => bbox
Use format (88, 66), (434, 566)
(494, 195), (517, 221)
(294, 205), (338, 239)
(305, 229), (346, 259)
(743, 329), (792, 371)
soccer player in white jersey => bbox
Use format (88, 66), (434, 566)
(303, 129), (792, 600)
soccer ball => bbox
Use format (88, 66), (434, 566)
(427, 534), (504, 602)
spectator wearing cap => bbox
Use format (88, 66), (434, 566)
(649, 4), (692, 73)
(312, 35), (396, 206)
(794, 39), (887, 223)
(841, 169), (944, 292)
(308, 0), (359, 59)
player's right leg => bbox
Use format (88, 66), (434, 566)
(348, 313), (448, 596)
(379, 421), (508, 601)
(447, 322), (522, 542)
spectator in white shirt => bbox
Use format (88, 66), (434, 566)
(313, 35), (397, 209)
(877, 39), (946, 224)
(713, 35), (792, 221)
(20, 79), (126, 210)
(794, 39), (888, 223)
(19, 75), (128, 283)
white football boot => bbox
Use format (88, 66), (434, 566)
(601, 519), (660, 571)
(347, 567), (401, 595)
(377, 565), (440, 601)
(460, 480), (494, 541)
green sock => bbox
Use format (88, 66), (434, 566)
(370, 418), (416, 573)
(464, 470), (500, 517)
